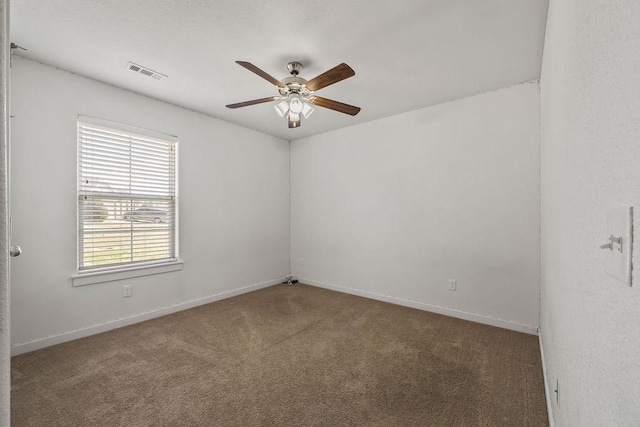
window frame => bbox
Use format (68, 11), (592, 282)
(74, 116), (180, 283)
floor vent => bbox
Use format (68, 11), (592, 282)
(126, 62), (167, 80)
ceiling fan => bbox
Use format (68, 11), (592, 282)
(226, 61), (361, 129)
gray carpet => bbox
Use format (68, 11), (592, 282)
(11, 284), (548, 426)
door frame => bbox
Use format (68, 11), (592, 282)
(0, 0), (10, 425)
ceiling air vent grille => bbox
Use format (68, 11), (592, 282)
(126, 62), (167, 81)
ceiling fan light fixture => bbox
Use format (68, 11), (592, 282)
(301, 101), (315, 119)
(288, 112), (301, 129)
(274, 99), (289, 117)
(289, 97), (304, 114)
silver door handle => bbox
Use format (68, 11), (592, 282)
(10, 246), (21, 257)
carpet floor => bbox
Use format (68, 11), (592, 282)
(11, 284), (548, 426)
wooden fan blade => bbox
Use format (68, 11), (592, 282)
(236, 61), (285, 88)
(226, 96), (277, 109)
(305, 63), (355, 92)
(310, 97), (361, 116)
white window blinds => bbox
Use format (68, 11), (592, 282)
(77, 117), (177, 271)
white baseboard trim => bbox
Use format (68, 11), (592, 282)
(11, 277), (286, 356)
(538, 328), (555, 427)
(301, 278), (538, 335)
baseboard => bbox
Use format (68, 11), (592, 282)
(11, 277), (286, 356)
(301, 278), (538, 335)
(538, 328), (555, 427)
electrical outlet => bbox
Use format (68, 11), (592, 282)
(448, 279), (457, 291)
(299, 257), (305, 266)
(123, 284), (132, 298)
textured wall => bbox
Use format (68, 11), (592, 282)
(10, 58), (290, 351)
(539, 0), (640, 424)
(291, 83), (540, 332)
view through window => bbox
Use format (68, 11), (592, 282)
(77, 117), (177, 271)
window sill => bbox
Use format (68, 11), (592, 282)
(71, 261), (183, 287)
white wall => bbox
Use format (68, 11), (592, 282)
(290, 82), (540, 332)
(540, 0), (640, 425)
(9, 58), (290, 353)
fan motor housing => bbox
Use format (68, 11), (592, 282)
(279, 76), (310, 96)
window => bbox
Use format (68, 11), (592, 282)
(77, 117), (177, 273)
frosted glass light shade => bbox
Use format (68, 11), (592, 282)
(289, 97), (304, 114)
(274, 100), (289, 117)
(288, 112), (301, 128)
(301, 102), (314, 119)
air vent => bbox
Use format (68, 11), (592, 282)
(126, 62), (167, 81)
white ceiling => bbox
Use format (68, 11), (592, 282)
(10, 0), (548, 140)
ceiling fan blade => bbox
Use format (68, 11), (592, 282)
(226, 96), (277, 109)
(236, 61), (285, 89)
(310, 97), (361, 116)
(305, 63), (355, 92)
